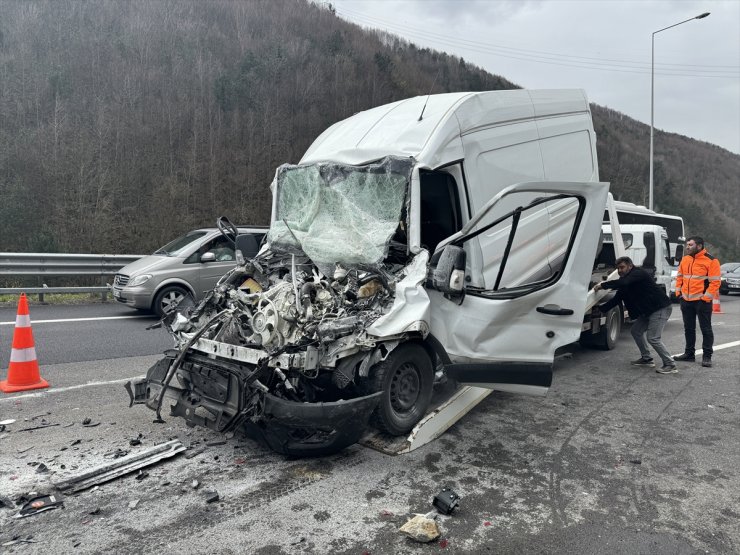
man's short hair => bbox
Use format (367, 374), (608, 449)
(687, 235), (704, 248)
(615, 256), (633, 266)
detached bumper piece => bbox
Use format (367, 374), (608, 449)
(128, 355), (382, 457)
(55, 440), (186, 494)
(244, 391), (382, 457)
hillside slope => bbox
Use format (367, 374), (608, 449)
(0, 0), (737, 258)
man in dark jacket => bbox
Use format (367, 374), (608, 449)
(594, 256), (676, 374)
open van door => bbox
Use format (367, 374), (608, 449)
(428, 181), (609, 395)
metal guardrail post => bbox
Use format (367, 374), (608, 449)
(101, 276), (108, 302)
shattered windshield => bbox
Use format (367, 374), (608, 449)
(267, 156), (412, 269)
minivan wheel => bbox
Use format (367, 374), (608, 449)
(153, 285), (188, 317)
(366, 343), (434, 436)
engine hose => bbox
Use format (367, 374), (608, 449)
(300, 282), (317, 309)
(154, 309), (232, 423)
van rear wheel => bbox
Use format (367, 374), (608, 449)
(366, 343), (434, 436)
(153, 285), (188, 317)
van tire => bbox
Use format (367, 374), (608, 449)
(366, 343), (434, 436)
(153, 285), (189, 317)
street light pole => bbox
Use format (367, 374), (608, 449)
(649, 11), (710, 211)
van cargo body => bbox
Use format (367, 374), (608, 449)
(128, 90), (613, 455)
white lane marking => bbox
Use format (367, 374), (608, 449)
(0, 376), (145, 403)
(0, 315), (154, 326)
(675, 340), (740, 357)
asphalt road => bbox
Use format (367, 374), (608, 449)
(0, 301), (170, 368)
(0, 295), (739, 553)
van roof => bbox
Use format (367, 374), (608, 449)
(300, 89), (590, 168)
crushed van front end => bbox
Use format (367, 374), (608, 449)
(127, 156), (437, 456)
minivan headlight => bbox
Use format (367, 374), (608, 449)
(128, 274), (152, 287)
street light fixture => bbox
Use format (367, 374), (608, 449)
(649, 11), (710, 211)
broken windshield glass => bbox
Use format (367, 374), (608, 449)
(267, 156), (413, 270)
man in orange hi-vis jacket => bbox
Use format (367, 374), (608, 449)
(674, 236), (721, 367)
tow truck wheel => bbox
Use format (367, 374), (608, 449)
(596, 305), (622, 350)
(367, 343), (434, 436)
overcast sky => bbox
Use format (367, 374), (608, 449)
(331, 0), (740, 154)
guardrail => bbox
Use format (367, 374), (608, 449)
(0, 252), (143, 302)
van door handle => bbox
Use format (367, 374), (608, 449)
(536, 304), (574, 316)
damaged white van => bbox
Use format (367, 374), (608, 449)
(127, 89), (610, 456)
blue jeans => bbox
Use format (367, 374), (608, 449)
(631, 306), (673, 366)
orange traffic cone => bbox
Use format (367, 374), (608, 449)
(0, 293), (49, 393)
(712, 293), (724, 314)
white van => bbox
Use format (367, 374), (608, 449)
(128, 90), (611, 455)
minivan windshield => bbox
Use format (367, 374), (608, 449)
(267, 156), (412, 271)
(154, 231), (207, 256)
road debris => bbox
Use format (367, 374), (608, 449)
(204, 490), (220, 503)
(128, 499), (140, 510)
(399, 513), (441, 543)
(2, 537), (39, 547)
(191, 479), (200, 489)
(55, 439), (186, 493)
(18, 422), (59, 432)
(35, 463), (50, 474)
(432, 488), (460, 515)
(185, 447), (206, 460)
(105, 448), (129, 459)
(14, 493), (64, 519)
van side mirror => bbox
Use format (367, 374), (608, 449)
(675, 244), (684, 260)
(431, 245), (466, 302)
(200, 252), (216, 263)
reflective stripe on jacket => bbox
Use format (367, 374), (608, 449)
(675, 249), (721, 302)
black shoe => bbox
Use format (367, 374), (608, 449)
(656, 364), (678, 374)
(702, 356), (712, 368)
(631, 357), (655, 368)
(674, 353), (695, 362)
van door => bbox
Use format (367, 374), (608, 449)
(185, 235), (238, 295)
(429, 181), (609, 395)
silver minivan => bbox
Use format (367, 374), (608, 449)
(112, 225), (267, 315)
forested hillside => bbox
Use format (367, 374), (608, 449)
(1, 0), (737, 259)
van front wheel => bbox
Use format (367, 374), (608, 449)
(367, 343), (434, 436)
(153, 285), (188, 317)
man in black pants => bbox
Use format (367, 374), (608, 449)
(674, 236), (721, 367)
(595, 256), (676, 374)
